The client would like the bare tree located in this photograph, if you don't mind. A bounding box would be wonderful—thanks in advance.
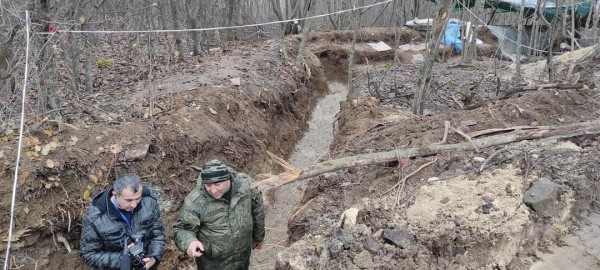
[170,0,183,59]
[411,0,454,115]
[514,0,526,82]
[185,0,204,56]
[347,6,361,101]
[35,0,61,118]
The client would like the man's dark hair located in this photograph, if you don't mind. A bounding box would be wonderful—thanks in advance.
[114,173,142,195]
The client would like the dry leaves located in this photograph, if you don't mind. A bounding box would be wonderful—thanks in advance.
[19,170,31,186]
[41,143,52,156]
[89,174,99,183]
[83,185,92,201]
[69,136,78,146]
[109,144,122,154]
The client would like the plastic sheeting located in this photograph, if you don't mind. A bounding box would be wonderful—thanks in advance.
[485,25,549,62]
[441,21,463,53]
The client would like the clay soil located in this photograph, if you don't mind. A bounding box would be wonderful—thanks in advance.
[0,27,599,270]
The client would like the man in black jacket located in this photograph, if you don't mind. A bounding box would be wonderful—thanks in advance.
[80,173,165,270]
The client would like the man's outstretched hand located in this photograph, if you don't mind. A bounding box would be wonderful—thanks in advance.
[187,241,205,257]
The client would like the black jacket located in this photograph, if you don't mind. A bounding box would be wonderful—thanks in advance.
[80,187,165,269]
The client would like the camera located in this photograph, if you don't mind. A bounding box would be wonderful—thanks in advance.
[120,233,146,270]
[128,235,145,266]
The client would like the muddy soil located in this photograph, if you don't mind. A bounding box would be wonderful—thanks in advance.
[1,27,599,270]
[0,36,329,269]
[277,34,600,269]
[251,82,348,269]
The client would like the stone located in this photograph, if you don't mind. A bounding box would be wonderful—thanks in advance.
[410,43,427,51]
[481,203,494,214]
[276,240,310,269]
[523,178,560,217]
[428,177,440,182]
[354,223,370,236]
[372,229,384,239]
[481,193,495,203]
[440,197,450,204]
[230,77,241,86]
[329,240,344,257]
[398,44,412,52]
[354,250,375,269]
[552,141,582,152]
[411,54,424,65]
[453,246,466,256]
[335,229,354,249]
[460,120,478,126]
[339,207,360,230]
[364,236,381,253]
[345,259,361,270]
[383,229,414,249]
[473,157,486,163]
[122,144,150,161]
[318,247,330,268]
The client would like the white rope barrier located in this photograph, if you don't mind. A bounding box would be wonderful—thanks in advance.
[3,10,30,270]
[45,0,393,35]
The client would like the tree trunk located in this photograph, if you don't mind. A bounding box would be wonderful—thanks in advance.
[253,119,600,191]
[411,0,453,115]
[539,3,561,83]
[594,0,600,42]
[295,5,312,65]
[169,0,183,60]
[186,0,201,55]
[37,0,61,118]
[346,8,360,101]
[514,0,526,82]
[83,23,94,92]
[464,0,485,65]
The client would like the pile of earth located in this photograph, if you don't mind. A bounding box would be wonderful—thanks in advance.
[0,36,328,269]
[276,44,600,268]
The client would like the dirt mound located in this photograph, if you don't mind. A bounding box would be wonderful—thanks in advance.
[505,46,599,86]
[0,38,328,269]
[308,27,423,44]
[276,52,600,269]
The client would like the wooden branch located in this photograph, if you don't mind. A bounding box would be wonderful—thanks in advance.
[267,151,297,172]
[439,121,450,144]
[383,158,438,195]
[252,119,600,192]
[468,125,544,138]
[449,126,479,152]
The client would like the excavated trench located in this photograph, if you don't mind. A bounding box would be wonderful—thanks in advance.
[251,81,348,269]
[4,30,600,270]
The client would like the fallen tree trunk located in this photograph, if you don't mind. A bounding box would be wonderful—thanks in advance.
[252,119,600,191]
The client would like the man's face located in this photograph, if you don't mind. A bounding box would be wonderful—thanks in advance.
[204,180,231,199]
[113,185,143,211]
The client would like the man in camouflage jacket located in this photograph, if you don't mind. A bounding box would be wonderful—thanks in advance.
[80,173,165,270]
[174,160,265,270]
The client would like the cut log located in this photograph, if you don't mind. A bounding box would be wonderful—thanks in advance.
[252,119,600,191]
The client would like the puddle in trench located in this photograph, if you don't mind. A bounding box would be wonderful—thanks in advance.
[250,82,348,269]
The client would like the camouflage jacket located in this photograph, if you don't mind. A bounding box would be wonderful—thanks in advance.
[174,172,265,270]
[80,187,165,270]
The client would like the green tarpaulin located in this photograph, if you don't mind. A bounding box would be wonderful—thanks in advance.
[448,0,592,21]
